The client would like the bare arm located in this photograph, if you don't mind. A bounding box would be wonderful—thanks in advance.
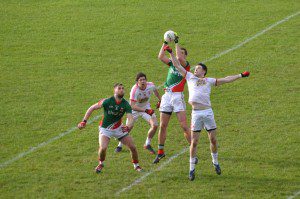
[78,102,102,129]
[82,103,102,121]
[216,74,242,86]
[130,100,146,112]
[153,88,161,101]
[175,43,187,67]
[216,71,250,86]
[158,43,170,65]
[169,50,187,77]
[126,113,134,129]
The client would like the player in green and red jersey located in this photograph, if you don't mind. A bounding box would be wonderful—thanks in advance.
[153,33,191,164]
[78,83,143,173]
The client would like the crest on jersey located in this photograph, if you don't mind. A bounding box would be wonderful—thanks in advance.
[196,78,206,86]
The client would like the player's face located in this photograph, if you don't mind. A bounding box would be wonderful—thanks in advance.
[137,77,147,89]
[114,85,125,98]
[194,65,205,77]
[180,49,187,59]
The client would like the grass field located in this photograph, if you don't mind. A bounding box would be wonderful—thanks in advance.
[0,0,299,198]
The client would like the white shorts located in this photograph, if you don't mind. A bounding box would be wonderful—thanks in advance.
[99,126,128,142]
[191,109,217,132]
[159,92,186,113]
[126,111,158,125]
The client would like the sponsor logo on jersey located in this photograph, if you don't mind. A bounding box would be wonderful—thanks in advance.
[170,68,182,77]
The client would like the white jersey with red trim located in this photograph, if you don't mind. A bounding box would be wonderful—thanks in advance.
[185,72,216,107]
[130,82,156,109]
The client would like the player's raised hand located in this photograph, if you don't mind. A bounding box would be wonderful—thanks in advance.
[241,71,250,77]
[145,109,155,116]
[121,125,131,133]
[163,45,172,53]
[174,32,179,43]
[156,100,161,109]
[78,120,87,130]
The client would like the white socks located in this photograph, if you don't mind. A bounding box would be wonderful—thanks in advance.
[118,142,123,147]
[211,152,218,165]
[145,137,151,146]
[190,157,197,171]
[133,163,139,169]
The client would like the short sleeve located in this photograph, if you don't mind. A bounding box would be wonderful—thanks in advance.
[206,78,217,86]
[129,85,138,102]
[167,60,172,66]
[147,82,156,91]
[185,71,193,81]
[125,101,132,113]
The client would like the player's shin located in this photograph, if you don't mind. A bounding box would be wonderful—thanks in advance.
[99,148,106,165]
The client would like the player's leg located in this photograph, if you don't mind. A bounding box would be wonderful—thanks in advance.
[153,112,171,163]
[120,135,143,171]
[142,113,158,154]
[176,111,191,144]
[96,133,110,173]
[189,110,202,181]
[207,129,221,175]
[204,109,220,175]
[153,93,172,163]
[173,93,191,144]
[189,130,200,181]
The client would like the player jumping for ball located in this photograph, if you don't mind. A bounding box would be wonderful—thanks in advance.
[114,72,161,154]
[78,83,143,173]
[163,45,250,181]
[153,33,192,164]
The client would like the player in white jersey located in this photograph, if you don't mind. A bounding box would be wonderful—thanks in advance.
[164,45,250,181]
[115,72,161,154]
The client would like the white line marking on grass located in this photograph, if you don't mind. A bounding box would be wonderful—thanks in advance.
[287,190,300,199]
[0,116,100,169]
[0,11,299,170]
[115,147,189,196]
[114,11,300,195]
[202,11,300,63]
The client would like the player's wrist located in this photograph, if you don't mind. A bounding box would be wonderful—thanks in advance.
[82,120,87,123]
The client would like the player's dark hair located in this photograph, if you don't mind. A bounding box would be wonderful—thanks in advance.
[181,47,188,56]
[114,83,123,88]
[135,72,147,82]
[198,63,207,76]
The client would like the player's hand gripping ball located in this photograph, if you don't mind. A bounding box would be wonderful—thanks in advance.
[164,30,176,43]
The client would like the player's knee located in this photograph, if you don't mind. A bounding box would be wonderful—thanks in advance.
[152,124,158,131]
[160,122,168,131]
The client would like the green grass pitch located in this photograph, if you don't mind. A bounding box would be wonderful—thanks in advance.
[0,0,299,198]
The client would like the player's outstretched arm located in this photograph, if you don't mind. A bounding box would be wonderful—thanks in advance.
[158,42,171,65]
[216,71,250,86]
[164,45,187,77]
[78,103,102,129]
[174,33,187,67]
